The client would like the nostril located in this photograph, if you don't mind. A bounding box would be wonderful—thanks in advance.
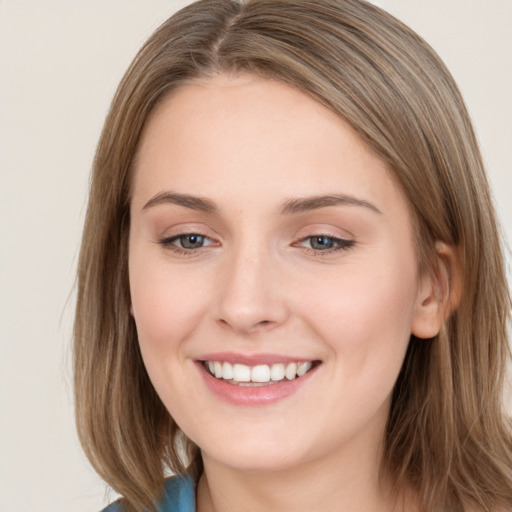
[253,319,276,330]
[216,316,277,334]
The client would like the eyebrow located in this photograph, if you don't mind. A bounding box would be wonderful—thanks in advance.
[142,192,218,213]
[279,194,381,215]
[142,191,381,215]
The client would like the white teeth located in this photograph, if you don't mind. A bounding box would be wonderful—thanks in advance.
[214,361,223,379]
[251,365,271,383]
[270,363,285,381]
[222,362,234,380]
[285,362,297,380]
[233,363,251,382]
[297,361,313,376]
[205,360,315,383]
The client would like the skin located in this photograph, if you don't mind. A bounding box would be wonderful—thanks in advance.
[128,73,446,512]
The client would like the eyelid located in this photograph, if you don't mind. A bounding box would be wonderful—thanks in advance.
[157,230,220,256]
[166,232,217,244]
[156,221,219,243]
[292,230,356,255]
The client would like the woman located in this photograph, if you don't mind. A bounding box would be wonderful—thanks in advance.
[74,0,512,511]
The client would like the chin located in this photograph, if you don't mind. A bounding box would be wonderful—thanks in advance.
[196,427,323,474]
[203,448,303,474]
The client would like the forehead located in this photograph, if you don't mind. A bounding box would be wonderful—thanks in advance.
[131,73,407,218]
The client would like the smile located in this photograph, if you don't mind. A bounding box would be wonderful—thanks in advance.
[197,356,321,405]
[204,360,316,385]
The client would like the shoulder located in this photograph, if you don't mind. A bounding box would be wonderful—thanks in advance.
[100,474,196,512]
[160,473,196,511]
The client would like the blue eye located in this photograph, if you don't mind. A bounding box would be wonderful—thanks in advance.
[309,236,335,250]
[177,234,206,249]
[159,233,216,253]
[299,235,354,253]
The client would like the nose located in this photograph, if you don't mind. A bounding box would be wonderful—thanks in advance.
[213,244,289,335]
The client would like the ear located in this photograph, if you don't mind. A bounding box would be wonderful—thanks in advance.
[411,241,461,339]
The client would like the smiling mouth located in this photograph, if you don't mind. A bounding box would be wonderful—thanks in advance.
[202,360,320,386]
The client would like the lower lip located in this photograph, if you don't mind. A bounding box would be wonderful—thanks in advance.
[197,362,319,406]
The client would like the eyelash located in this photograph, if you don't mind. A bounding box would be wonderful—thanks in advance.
[158,233,355,256]
[158,233,217,256]
[295,235,355,255]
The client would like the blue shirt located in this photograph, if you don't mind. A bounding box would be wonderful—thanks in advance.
[101,474,195,512]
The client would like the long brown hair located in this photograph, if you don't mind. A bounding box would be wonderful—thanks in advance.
[74,1,512,510]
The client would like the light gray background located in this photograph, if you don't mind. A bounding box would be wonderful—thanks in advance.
[0,1,510,511]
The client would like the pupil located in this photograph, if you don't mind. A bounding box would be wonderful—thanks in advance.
[311,236,333,250]
[181,235,204,248]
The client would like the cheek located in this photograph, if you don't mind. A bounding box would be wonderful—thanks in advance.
[128,251,212,412]
[301,254,419,374]
[128,249,211,355]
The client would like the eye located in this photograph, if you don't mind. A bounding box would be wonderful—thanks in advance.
[296,235,354,253]
[309,235,336,250]
[174,234,207,249]
[158,233,217,253]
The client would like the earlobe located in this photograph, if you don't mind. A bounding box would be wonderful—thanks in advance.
[411,242,461,339]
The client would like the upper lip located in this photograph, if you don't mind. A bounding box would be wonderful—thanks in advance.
[197,352,319,366]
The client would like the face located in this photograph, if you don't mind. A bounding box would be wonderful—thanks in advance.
[129,73,435,474]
